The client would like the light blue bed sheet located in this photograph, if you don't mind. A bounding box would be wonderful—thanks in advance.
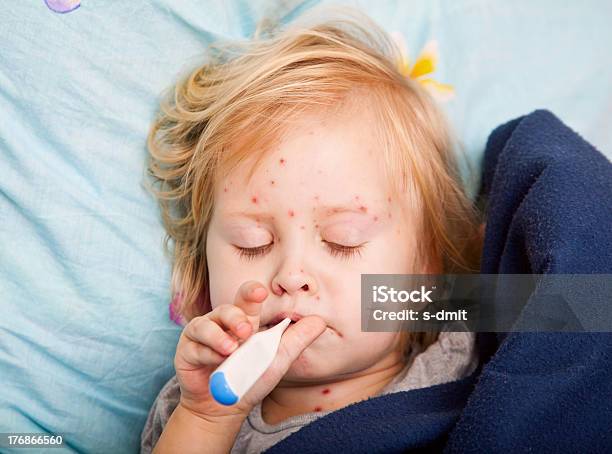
[0,1,610,452]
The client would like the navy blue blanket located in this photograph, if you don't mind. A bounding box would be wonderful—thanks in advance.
[265,110,612,453]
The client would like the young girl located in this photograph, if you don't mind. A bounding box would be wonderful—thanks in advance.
[141,6,482,453]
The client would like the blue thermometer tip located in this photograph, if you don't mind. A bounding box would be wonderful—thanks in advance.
[209,371,239,406]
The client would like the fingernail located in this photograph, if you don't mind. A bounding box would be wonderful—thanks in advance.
[236,322,250,333]
[222,338,237,352]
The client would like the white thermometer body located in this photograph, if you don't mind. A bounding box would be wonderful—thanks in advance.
[209,318,292,405]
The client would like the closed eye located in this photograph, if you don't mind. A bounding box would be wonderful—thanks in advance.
[234,243,273,261]
[322,240,365,260]
[234,240,366,261]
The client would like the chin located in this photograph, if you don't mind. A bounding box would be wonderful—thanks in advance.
[282,344,331,380]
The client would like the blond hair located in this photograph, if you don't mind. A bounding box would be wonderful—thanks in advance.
[145,5,482,360]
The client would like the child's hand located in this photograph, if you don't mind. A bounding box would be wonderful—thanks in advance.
[173,280,326,423]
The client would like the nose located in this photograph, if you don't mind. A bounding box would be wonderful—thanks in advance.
[271,267,318,297]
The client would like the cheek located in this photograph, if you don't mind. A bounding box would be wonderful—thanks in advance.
[206,241,248,309]
[350,332,399,356]
[328,274,362,321]
[207,269,234,310]
[371,233,418,274]
[207,238,273,309]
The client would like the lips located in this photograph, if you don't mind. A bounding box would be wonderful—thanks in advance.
[260,312,338,336]
[264,312,303,327]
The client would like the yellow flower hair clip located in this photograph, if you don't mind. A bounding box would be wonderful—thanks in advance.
[390,32,455,102]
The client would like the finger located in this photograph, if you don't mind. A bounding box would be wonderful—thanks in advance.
[232,280,268,335]
[183,315,240,356]
[237,316,327,410]
[177,336,227,368]
[207,302,254,340]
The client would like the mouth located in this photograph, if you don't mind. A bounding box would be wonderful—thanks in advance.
[260,312,338,337]
[262,312,303,329]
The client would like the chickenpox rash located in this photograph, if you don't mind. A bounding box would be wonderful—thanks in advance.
[373,216,379,222]
[288,210,295,217]
[387,196,392,203]
[314,406,323,412]
[314,195,319,201]
[359,205,368,213]
[388,212,392,219]
[300,225,305,230]
[223,187,228,192]
[315,295,320,300]
[251,196,258,204]
[322,388,330,394]
[270,180,275,186]
[279,158,286,165]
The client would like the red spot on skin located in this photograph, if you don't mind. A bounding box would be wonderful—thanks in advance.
[314,224,319,229]
[355,195,360,200]
[300,225,305,230]
[251,196,258,204]
[359,205,368,213]
[388,212,392,219]
[314,406,323,412]
[314,195,319,201]
[288,210,295,217]
[223,187,228,192]
[373,216,379,221]
[322,388,330,394]
[300,269,304,273]
[387,196,392,203]
[279,158,286,165]
[270,180,275,185]
[315,295,320,300]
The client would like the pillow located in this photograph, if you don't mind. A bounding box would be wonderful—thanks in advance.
[1,0,610,452]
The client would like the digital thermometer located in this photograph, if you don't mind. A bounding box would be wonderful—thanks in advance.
[209,318,292,405]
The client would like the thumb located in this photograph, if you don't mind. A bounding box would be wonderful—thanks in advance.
[270,315,327,375]
[239,315,327,410]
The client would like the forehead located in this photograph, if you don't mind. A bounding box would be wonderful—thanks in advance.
[218,107,391,201]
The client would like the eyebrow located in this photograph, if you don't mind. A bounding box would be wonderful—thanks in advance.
[223,204,372,220]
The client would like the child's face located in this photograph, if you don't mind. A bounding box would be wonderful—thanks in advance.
[206,107,421,381]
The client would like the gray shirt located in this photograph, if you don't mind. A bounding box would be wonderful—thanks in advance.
[140,331,478,454]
